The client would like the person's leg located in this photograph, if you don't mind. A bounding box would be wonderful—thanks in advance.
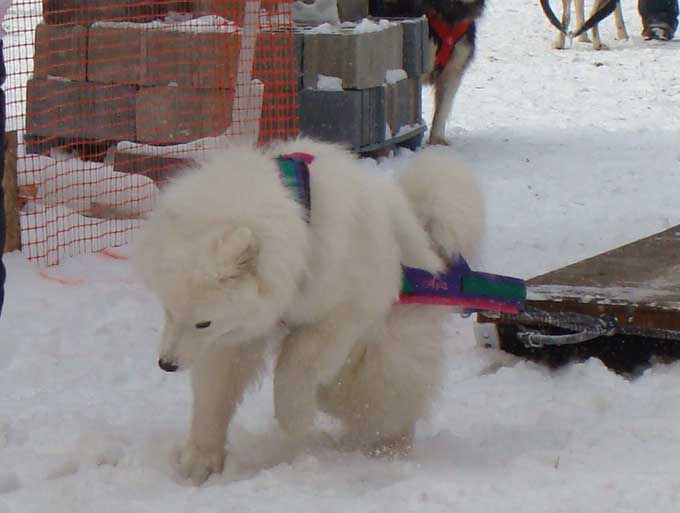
[639,0,679,39]
[0,39,6,317]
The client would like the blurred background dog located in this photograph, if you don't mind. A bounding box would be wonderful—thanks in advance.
[372,0,485,145]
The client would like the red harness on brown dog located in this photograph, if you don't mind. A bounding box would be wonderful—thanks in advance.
[427,13,471,69]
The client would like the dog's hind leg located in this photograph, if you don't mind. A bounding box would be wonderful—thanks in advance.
[428,41,473,146]
[614,2,629,40]
[317,306,446,456]
[274,304,369,441]
[553,0,572,48]
[179,339,266,484]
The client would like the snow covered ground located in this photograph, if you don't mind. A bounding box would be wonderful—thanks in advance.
[2,0,680,511]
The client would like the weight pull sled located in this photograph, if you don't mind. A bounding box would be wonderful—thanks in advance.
[476,226,680,374]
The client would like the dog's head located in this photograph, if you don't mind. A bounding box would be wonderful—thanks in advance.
[138,224,280,371]
[132,147,310,372]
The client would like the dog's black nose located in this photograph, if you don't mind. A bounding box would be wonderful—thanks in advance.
[158,359,179,372]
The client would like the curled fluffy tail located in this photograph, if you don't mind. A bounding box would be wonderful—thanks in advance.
[397,146,485,265]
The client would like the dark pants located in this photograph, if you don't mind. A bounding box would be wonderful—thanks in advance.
[0,40,5,316]
[639,0,679,30]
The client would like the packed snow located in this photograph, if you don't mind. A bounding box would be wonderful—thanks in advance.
[2,0,680,512]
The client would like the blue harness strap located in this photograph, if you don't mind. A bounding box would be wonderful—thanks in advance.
[276,153,313,222]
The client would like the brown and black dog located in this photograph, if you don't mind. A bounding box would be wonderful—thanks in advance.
[372,0,485,145]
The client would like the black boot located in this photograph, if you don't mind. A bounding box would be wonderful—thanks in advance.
[639,0,679,39]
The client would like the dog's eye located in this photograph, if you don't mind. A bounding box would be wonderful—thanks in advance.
[195,321,212,329]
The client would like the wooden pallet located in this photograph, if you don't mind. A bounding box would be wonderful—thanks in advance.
[477,226,680,374]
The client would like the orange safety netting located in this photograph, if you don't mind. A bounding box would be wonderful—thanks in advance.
[5,0,298,265]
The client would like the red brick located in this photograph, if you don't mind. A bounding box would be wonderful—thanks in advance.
[136,86,233,144]
[26,78,137,141]
[33,23,88,81]
[87,26,142,84]
[144,30,240,89]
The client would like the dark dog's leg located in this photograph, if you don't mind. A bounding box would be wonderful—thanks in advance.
[553,0,572,48]
[428,40,474,146]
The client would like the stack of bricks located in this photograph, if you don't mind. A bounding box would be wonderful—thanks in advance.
[26,0,431,175]
[26,0,297,166]
[297,14,432,151]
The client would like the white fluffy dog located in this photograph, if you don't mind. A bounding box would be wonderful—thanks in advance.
[133,138,484,484]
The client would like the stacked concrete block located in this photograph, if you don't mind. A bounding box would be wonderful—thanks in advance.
[302,22,402,89]
[299,87,385,149]
[297,17,428,150]
[398,16,432,77]
[385,77,421,135]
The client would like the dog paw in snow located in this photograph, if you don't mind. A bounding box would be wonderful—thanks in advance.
[178,442,225,485]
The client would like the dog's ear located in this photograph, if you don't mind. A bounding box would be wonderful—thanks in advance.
[215,227,258,283]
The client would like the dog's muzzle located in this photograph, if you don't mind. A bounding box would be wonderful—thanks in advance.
[158,358,179,372]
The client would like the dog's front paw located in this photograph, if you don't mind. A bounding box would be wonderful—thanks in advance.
[178,442,225,485]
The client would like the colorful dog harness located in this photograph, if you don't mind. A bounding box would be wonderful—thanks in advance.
[277,153,314,222]
[276,153,526,314]
[401,258,525,314]
[427,13,472,69]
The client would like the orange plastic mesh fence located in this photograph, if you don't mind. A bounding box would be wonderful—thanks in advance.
[5,0,298,266]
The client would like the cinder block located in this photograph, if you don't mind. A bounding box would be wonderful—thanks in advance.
[88,26,240,89]
[136,86,233,144]
[337,0,369,21]
[42,0,192,25]
[303,22,403,90]
[33,23,88,81]
[298,87,385,149]
[26,78,136,141]
[398,16,432,77]
[385,77,421,134]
